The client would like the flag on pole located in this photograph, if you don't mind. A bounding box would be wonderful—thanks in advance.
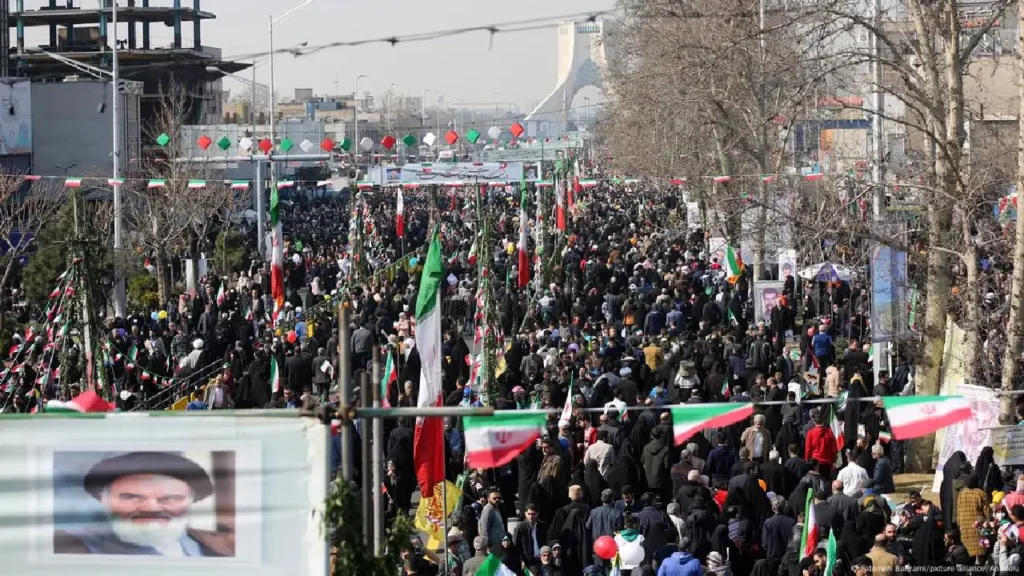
[468,239,478,267]
[381,351,397,409]
[464,411,547,469]
[725,245,744,283]
[800,488,818,558]
[216,282,226,307]
[555,179,566,232]
[882,396,972,440]
[65,178,83,188]
[829,400,847,468]
[270,182,285,321]
[670,403,754,446]
[517,174,530,288]
[558,374,575,426]
[396,187,405,238]
[413,232,446,497]
[270,356,281,394]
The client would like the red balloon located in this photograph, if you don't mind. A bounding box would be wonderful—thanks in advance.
[593,535,618,560]
[287,330,297,343]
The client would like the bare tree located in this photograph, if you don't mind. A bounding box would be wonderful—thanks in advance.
[0,175,66,333]
[124,81,245,304]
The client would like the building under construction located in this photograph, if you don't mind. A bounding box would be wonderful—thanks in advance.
[3,0,248,125]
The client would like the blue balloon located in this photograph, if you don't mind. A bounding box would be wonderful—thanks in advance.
[409,257,419,267]
[151,312,159,320]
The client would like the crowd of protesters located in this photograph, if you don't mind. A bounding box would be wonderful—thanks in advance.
[5,173,1024,576]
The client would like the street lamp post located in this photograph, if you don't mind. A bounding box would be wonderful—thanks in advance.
[353,73,367,163]
[111,0,125,317]
[268,0,316,178]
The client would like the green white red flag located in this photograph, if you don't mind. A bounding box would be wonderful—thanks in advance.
[517,173,530,288]
[670,403,754,445]
[800,487,818,557]
[882,395,972,440]
[413,232,445,496]
[45,390,114,413]
[725,245,743,283]
[558,373,574,427]
[381,351,396,408]
[464,411,547,470]
[270,356,281,394]
[270,182,285,321]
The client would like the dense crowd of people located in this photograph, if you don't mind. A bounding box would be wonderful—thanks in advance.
[4,172,1022,576]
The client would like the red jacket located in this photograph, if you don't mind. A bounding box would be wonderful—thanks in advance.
[805,424,838,466]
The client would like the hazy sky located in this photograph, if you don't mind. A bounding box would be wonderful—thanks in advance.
[21,0,613,114]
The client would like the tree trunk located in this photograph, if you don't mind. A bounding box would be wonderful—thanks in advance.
[1001,0,1024,419]
[155,252,171,306]
[961,222,980,380]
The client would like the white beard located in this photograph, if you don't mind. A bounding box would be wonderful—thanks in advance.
[109,514,189,551]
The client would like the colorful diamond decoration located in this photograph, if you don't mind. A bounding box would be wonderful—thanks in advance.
[465,128,480,144]
[487,126,502,140]
[197,135,212,150]
[359,137,374,151]
[238,137,253,151]
[279,137,294,152]
[445,130,458,145]
[423,132,437,147]
[335,137,349,152]
[258,139,273,153]
[300,138,315,153]
[381,135,397,150]
[216,135,231,151]
[156,132,171,147]
[402,134,417,148]
[509,122,525,138]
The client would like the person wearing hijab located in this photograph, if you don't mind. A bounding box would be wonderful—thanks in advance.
[955,474,989,561]
[907,500,944,567]
[499,533,524,575]
[838,519,868,565]
[975,446,1004,497]
[940,451,969,530]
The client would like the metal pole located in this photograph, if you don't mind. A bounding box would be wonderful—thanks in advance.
[442,469,450,568]
[255,160,266,259]
[870,0,885,388]
[338,303,352,480]
[111,0,125,318]
[269,15,276,180]
[354,75,360,165]
[251,57,257,125]
[371,347,384,554]
[360,370,372,549]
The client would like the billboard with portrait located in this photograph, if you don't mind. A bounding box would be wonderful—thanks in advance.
[754,281,785,325]
[778,249,797,281]
[931,383,999,492]
[0,415,329,576]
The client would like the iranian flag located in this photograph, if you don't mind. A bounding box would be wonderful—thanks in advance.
[277,180,294,189]
[230,180,250,190]
[45,390,114,413]
[270,182,285,319]
[558,373,575,426]
[464,411,547,469]
[381,350,396,409]
[725,245,744,283]
[216,282,226,307]
[148,179,166,189]
[800,486,818,558]
[476,553,516,576]
[829,401,846,467]
[187,179,206,189]
[270,356,281,393]
[670,403,754,446]
[65,177,83,188]
[413,232,446,497]
[468,239,478,267]
[882,395,972,440]
[517,175,530,288]
[396,187,405,238]
[555,179,566,232]
[824,528,837,576]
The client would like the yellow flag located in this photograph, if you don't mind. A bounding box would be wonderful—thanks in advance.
[414,480,462,549]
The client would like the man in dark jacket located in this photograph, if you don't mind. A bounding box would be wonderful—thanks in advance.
[641,428,672,503]
[585,489,622,542]
[285,343,314,394]
[827,479,860,525]
[513,504,547,567]
[705,431,737,484]
[763,495,796,560]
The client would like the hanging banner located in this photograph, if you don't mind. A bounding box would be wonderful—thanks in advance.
[753,281,785,325]
[871,246,912,343]
[707,237,728,269]
[0,415,329,576]
[391,162,524,186]
[413,480,463,550]
[990,425,1024,466]
[778,249,797,281]
[931,383,998,492]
